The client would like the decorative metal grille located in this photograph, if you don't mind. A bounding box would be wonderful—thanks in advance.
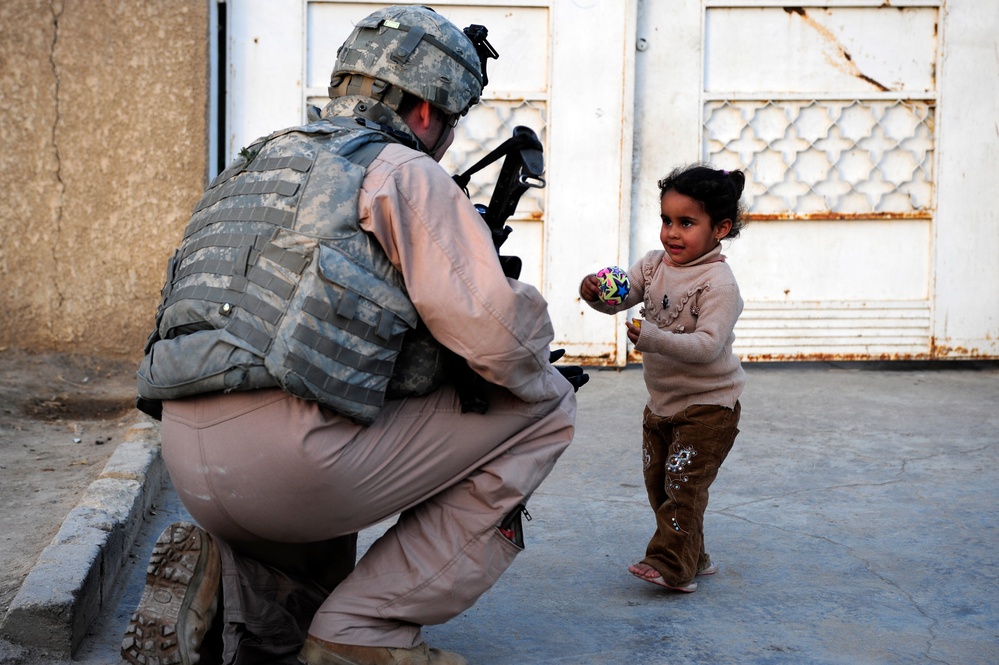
[703,99,934,218]
[442,99,547,218]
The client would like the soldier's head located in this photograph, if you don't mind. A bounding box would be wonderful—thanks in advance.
[329,5,496,159]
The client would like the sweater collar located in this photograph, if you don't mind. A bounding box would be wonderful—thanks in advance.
[662,242,726,268]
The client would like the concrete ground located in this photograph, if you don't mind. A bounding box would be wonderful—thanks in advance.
[2,362,998,664]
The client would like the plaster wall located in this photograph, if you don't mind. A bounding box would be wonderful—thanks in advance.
[0,0,209,360]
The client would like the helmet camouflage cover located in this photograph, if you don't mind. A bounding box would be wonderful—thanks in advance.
[330,5,485,116]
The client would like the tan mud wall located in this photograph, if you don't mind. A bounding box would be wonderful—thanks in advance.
[0,0,209,360]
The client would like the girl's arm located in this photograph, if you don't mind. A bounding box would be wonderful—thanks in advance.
[633,283,741,363]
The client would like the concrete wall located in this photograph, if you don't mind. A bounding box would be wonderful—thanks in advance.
[0,0,209,360]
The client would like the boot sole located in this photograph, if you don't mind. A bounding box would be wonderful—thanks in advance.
[121,521,221,665]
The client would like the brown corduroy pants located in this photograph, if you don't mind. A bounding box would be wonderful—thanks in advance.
[639,402,740,587]
[160,376,575,659]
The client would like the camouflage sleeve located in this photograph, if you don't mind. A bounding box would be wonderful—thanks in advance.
[359,143,563,403]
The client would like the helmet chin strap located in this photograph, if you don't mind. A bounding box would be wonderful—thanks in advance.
[345,100,425,152]
[348,98,449,157]
[354,115,427,152]
[424,113,452,157]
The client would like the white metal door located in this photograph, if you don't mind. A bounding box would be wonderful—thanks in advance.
[224,0,637,364]
[631,0,958,362]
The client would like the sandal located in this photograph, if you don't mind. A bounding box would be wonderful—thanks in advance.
[628,563,698,593]
[697,561,718,576]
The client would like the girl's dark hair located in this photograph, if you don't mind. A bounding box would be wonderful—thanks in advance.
[657,164,747,239]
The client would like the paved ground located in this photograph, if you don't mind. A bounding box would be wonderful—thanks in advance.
[2,361,998,664]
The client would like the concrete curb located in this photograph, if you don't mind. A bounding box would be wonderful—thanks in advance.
[0,423,164,657]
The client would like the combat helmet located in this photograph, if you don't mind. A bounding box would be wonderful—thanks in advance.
[329,5,496,118]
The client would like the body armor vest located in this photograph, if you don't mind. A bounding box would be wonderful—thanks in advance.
[137,118,447,424]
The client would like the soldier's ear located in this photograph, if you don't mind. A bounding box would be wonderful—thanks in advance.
[413,100,435,131]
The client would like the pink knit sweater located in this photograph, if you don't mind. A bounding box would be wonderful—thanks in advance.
[587,244,745,416]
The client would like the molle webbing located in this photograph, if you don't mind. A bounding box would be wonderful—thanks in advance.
[181,149,315,239]
[193,179,301,215]
[246,155,315,173]
[209,154,314,192]
[285,350,385,407]
[172,232,312,280]
[301,294,404,348]
[184,205,297,237]
[163,236,310,336]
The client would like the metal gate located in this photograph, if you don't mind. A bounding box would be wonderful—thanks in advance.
[629,0,999,363]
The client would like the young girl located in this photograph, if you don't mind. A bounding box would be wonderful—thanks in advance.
[580,164,746,593]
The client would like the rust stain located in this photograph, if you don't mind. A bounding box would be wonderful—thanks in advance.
[610,349,946,365]
[854,70,890,92]
[930,337,987,359]
[609,342,992,366]
[786,6,891,92]
[561,353,615,367]
[741,348,984,362]
[741,344,989,362]
[745,211,933,221]
[576,335,993,367]
[741,352,932,362]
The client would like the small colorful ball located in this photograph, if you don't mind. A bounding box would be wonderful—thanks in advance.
[596,266,630,305]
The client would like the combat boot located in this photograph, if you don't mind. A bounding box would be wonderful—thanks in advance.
[121,521,222,665]
[298,635,467,665]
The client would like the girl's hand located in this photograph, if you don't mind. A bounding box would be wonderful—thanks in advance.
[626,319,641,344]
[579,274,601,302]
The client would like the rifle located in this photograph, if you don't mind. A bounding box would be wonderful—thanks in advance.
[452,126,546,282]
[449,126,575,413]
[377,120,550,406]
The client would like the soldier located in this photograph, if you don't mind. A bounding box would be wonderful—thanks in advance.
[121,5,585,665]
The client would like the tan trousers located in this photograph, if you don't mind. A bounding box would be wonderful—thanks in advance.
[160,373,576,653]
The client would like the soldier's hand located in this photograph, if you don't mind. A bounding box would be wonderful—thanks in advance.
[550,349,589,392]
[556,365,589,392]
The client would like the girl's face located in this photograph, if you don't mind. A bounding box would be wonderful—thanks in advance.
[659,190,732,265]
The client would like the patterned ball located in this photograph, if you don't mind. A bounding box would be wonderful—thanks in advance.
[596,266,630,305]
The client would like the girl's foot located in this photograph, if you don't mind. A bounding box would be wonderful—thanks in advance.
[628,562,697,593]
